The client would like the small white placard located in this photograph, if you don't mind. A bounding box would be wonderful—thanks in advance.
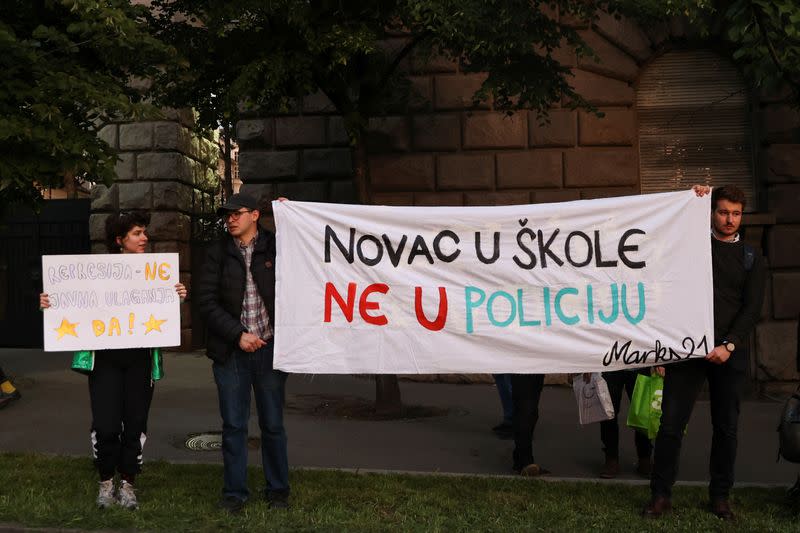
[42,253,181,351]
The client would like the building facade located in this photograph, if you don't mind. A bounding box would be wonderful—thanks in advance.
[233,12,798,391]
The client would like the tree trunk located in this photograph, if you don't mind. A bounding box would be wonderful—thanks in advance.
[375,375,402,417]
[352,136,371,205]
[221,122,234,200]
[63,171,77,199]
[352,136,403,417]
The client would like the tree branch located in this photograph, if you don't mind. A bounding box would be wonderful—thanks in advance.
[360,30,432,112]
[376,30,431,94]
[752,4,800,94]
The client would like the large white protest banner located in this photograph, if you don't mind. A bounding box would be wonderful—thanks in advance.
[272,191,714,374]
[42,253,181,351]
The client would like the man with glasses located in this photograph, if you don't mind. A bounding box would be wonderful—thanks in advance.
[196,193,289,513]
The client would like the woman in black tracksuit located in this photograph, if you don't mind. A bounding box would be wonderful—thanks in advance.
[40,211,186,510]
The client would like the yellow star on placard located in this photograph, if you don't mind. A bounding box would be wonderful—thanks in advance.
[142,314,167,334]
[55,318,79,339]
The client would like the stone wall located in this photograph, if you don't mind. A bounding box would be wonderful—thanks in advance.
[756,93,800,393]
[89,110,219,349]
[235,11,799,388]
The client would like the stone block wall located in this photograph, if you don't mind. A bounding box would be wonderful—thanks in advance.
[755,94,800,392]
[90,111,219,349]
[234,115,356,209]
[235,10,799,387]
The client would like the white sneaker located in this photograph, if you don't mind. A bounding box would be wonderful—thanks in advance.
[117,480,138,510]
[96,479,116,509]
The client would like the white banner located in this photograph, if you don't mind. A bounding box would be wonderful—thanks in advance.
[273,191,713,374]
[42,253,181,351]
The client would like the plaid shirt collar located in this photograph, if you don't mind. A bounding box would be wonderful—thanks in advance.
[236,230,260,252]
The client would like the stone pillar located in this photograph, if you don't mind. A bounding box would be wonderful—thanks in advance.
[89,110,219,350]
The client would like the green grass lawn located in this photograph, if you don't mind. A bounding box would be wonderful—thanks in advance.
[0,453,797,532]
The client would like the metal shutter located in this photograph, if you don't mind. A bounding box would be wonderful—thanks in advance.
[637,49,755,210]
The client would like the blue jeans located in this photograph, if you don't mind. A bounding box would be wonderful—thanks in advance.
[212,340,289,501]
[492,374,514,424]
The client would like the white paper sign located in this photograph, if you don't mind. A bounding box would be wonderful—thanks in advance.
[42,253,181,351]
[272,191,714,374]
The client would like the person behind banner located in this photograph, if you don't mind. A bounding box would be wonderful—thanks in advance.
[643,185,766,521]
[39,211,187,510]
[196,193,289,514]
[583,368,659,479]
[511,374,548,476]
[491,374,514,439]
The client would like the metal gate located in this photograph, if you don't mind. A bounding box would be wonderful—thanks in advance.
[0,199,90,348]
[190,207,225,349]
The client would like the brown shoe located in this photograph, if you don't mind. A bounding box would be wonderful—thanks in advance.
[519,463,551,477]
[520,463,541,477]
[642,495,672,518]
[599,457,619,479]
[710,499,735,521]
[636,457,652,478]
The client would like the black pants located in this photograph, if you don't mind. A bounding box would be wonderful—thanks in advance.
[650,358,745,500]
[600,370,652,460]
[88,349,154,481]
[511,374,545,471]
[0,365,7,382]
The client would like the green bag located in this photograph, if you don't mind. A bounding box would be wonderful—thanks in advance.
[70,350,95,374]
[70,349,164,382]
[626,373,664,440]
[151,348,164,381]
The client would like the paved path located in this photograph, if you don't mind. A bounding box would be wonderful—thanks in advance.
[1,348,797,486]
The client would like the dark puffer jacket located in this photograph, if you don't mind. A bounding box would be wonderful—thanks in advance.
[196,230,276,363]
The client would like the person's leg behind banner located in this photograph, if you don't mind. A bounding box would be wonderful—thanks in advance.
[599,370,627,478]
[627,369,654,477]
[491,373,514,439]
[511,373,545,476]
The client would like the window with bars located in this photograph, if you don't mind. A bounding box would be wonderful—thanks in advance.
[637,49,756,210]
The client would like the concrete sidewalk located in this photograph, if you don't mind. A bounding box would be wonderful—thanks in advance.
[0,348,797,486]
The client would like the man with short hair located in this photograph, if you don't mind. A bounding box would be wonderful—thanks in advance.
[643,185,766,521]
[196,193,289,513]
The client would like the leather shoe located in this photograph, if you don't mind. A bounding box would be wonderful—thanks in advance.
[266,490,290,510]
[636,457,652,478]
[641,495,672,518]
[599,457,619,479]
[710,499,735,521]
[519,463,551,477]
[491,421,514,440]
[218,495,245,514]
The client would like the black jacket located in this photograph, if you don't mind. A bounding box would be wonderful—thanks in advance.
[711,237,766,371]
[196,230,276,363]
